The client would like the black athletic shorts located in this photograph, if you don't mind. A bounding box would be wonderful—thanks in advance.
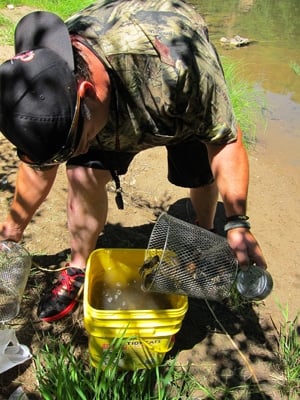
[67,138,214,188]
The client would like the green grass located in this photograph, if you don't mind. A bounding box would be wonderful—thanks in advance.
[0,1,93,45]
[0,14,14,46]
[0,1,93,19]
[222,57,267,147]
[35,336,198,400]
[34,306,300,399]
[34,336,252,399]
[272,305,300,399]
[290,61,300,76]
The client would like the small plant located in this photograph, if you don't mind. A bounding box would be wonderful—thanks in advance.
[272,305,300,399]
[289,61,300,76]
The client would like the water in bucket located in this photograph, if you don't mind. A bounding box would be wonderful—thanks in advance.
[91,276,172,310]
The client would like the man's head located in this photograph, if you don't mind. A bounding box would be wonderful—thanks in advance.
[0,11,82,167]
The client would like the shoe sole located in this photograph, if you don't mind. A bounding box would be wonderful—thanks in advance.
[40,299,77,323]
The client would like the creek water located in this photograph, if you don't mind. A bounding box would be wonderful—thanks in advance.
[195,0,300,175]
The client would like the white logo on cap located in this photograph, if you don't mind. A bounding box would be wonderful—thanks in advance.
[12,50,35,63]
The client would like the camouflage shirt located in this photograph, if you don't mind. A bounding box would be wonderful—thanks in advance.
[66,0,237,152]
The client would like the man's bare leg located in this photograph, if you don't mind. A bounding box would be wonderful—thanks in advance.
[66,166,112,269]
[189,181,218,230]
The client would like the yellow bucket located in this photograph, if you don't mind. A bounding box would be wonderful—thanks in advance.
[84,248,188,370]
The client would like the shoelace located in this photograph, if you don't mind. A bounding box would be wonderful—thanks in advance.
[51,269,81,297]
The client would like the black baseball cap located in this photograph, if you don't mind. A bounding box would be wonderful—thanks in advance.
[0,11,81,165]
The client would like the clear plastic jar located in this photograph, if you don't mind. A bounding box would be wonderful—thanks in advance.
[236,265,273,300]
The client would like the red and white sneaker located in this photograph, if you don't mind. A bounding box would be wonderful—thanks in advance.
[37,265,85,322]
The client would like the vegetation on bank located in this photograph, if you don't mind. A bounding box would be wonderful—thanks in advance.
[0,0,92,19]
[35,310,300,399]
[290,61,300,76]
[222,57,266,147]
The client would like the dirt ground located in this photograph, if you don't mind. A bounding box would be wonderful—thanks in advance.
[0,5,299,400]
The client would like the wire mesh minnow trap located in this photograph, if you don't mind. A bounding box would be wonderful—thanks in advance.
[140,213,238,301]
